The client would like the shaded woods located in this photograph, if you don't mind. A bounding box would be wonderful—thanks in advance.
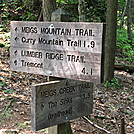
[0,0,134,133]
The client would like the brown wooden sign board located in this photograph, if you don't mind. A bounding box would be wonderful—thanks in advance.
[10,21,105,83]
[31,80,93,131]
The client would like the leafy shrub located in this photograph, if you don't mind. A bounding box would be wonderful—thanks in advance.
[103,77,120,89]
[0,1,38,21]
[116,27,134,63]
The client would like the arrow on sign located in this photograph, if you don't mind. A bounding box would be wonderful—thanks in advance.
[14,50,18,56]
[15,27,18,32]
[15,37,18,42]
[14,60,17,65]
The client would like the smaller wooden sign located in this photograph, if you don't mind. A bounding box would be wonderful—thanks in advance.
[31,80,93,131]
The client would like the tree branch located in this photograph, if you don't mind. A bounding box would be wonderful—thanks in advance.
[82,116,112,134]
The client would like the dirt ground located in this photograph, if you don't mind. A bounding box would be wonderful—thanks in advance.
[0,47,134,134]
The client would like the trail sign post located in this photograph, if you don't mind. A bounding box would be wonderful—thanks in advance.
[10,12,105,132]
[9,6,117,133]
[31,80,93,131]
[10,21,105,83]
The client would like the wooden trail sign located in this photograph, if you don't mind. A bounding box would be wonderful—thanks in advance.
[31,79,93,131]
[10,21,105,83]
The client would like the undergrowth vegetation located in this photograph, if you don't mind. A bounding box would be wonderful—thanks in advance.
[0,1,38,22]
[0,1,133,133]
[116,27,134,64]
[103,77,121,89]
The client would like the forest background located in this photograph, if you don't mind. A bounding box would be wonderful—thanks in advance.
[0,0,134,134]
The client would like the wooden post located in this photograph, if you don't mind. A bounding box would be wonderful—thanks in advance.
[103,0,118,81]
[43,0,56,21]
[48,8,72,134]
[48,126,58,134]
[120,118,126,134]
[51,8,70,22]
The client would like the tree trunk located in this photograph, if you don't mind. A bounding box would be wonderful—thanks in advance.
[42,0,56,21]
[127,0,133,46]
[120,0,128,28]
[103,0,118,81]
[78,0,86,22]
[132,0,134,24]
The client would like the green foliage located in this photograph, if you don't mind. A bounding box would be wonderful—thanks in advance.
[0,98,15,120]
[118,0,126,7]
[3,88,14,94]
[116,0,134,64]
[116,27,134,62]
[1,108,11,119]
[85,0,106,22]
[0,81,6,86]
[109,105,117,110]
[0,83,15,120]
[103,77,120,89]
[57,0,106,22]
[1,81,14,95]
[17,121,31,130]
[117,28,130,46]
[0,25,4,28]
[1,11,10,18]
[0,1,37,21]
[57,0,78,4]
[0,23,8,32]
[19,11,37,21]
[0,81,14,94]
[0,0,7,3]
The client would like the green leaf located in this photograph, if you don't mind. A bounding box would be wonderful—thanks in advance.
[109,105,117,110]
[0,25,4,28]
[126,111,134,116]
[131,97,134,100]
[0,82,6,86]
